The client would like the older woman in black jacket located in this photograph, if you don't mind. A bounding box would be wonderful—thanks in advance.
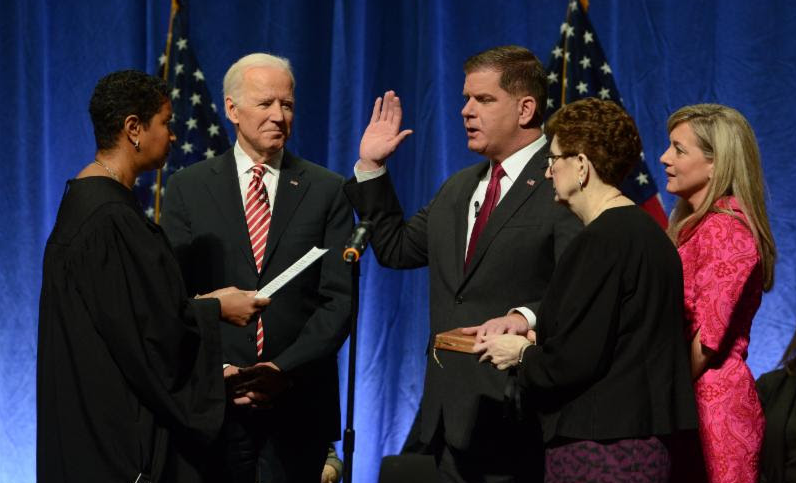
[474,98,697,482]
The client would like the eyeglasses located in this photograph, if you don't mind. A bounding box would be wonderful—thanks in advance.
[546,152,576,170]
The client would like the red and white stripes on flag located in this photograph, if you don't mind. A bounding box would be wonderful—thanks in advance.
[245,164,271,357]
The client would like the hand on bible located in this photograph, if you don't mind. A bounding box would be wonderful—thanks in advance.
[358,90,413,170]
[215,288,270,327]
[474,334,532,371]
[461,312,529,342]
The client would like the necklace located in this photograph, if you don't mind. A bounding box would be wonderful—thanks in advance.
[589,192,624,223]
[94,159,120,182]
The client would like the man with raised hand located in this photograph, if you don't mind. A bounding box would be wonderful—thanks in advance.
[344,46,581,482]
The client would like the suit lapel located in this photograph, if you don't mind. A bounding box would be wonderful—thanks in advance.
[260,151,309,277]
[461,145,549,286]
[205,150,258,274]
[453,161,488,286]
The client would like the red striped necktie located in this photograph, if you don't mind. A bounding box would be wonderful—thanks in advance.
[245,164,271,358]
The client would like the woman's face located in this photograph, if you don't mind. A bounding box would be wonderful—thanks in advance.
[545,136,579,203]
[139,100,176,169]
[659,121,713,208]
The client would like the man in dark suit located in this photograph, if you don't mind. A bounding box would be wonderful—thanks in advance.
[161,53,353,483]
[344,46,581,482]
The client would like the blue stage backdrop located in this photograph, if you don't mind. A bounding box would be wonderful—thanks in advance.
[2,1,795,481]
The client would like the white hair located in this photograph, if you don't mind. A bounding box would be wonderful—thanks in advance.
[223,52,295,103]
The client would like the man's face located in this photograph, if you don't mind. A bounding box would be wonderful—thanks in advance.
[226,66,294,159]
[461,69,523,162]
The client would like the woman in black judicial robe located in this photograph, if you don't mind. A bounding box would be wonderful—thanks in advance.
[37,70,268,483]
[474,99,697,482]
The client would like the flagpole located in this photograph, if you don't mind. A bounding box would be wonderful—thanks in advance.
[154,0,180,224]
[559,4,573,107]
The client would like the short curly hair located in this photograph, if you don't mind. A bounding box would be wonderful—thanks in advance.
[89,70,169,150]
[545,98,641,187]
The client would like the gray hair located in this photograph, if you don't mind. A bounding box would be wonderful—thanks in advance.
[223,52,295,103]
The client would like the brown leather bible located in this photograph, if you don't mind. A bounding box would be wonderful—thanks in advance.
[433,328,477,354]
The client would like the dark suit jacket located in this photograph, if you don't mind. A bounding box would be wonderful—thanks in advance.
[160,148,353,440]
[757,368,796,483]
[344,145,581,450]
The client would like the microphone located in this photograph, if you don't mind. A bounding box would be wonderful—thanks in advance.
[343,221,374,263]
[474,200,480,218]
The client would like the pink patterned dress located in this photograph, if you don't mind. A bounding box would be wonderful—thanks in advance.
[678,196,765,483]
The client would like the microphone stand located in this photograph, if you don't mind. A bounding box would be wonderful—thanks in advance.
[342,256,360,483]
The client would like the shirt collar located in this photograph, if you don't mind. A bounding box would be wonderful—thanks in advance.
[234,141,283,178]
[494,134,547,182]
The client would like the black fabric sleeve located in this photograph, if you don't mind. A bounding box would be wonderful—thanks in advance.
[519,230,622,391]
[75,205,225,441]
[756,370,784,409]
[343,172,433,269]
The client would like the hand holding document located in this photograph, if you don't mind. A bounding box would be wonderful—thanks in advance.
[255,247,329,299]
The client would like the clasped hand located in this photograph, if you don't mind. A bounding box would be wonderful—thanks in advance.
[473,334,534,370]
[224,362,289,408]
[465,314,536,370]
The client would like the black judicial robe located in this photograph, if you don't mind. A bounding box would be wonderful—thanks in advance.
[37,177,225,482]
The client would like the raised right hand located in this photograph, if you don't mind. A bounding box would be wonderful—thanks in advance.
[358,90,413,170]
[214,288,270,327]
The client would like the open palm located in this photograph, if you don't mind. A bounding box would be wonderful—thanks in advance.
[359,90,413,166]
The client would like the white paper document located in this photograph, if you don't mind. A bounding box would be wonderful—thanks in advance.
[255,247,329,299]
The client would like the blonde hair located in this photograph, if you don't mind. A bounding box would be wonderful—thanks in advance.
[223,52,294,103]
[666,104,776,291]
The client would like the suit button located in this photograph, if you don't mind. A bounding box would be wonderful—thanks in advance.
[455,296,463,304]
[247,335,256,342]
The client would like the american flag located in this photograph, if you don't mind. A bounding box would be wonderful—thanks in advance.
[545,0,668,228]
[134,0,230,222]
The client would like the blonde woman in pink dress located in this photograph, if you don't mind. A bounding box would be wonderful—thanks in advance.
[660,104,777,483]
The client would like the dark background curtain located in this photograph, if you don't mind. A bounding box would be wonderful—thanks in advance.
[2,1,794,481]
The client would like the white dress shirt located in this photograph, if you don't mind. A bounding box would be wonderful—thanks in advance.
[234,141,283,209]
[464,135,547,245]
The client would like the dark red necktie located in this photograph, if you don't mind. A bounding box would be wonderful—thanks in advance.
[465,163,506,268]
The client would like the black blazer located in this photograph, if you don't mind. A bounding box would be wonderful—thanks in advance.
[519,206,697,444]
[757,368,796,483]
[161,149,353,439]
[344,145,581,449]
